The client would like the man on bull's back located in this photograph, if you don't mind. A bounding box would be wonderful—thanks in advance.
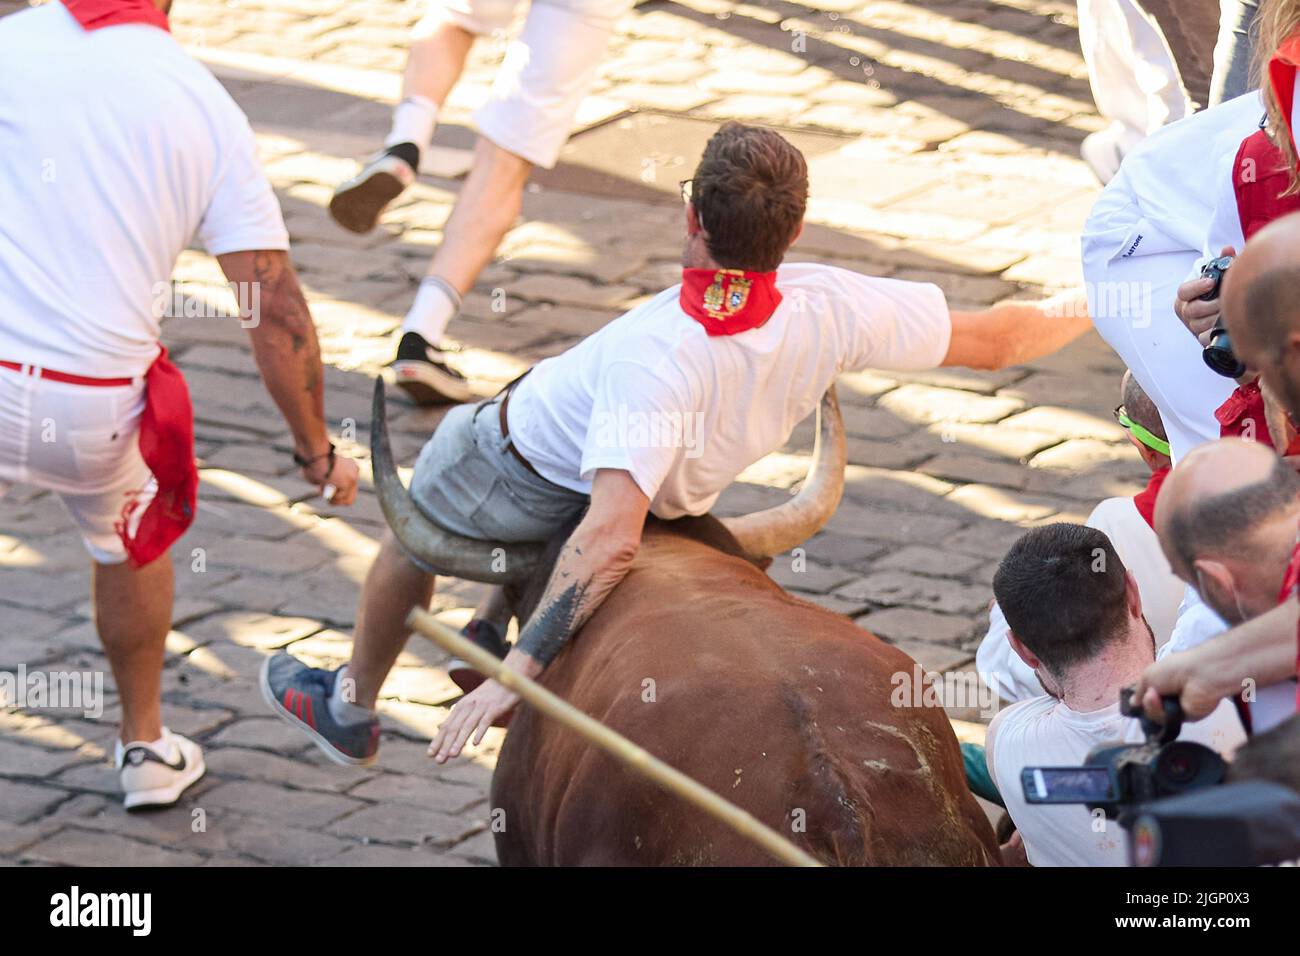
[264,122,1092,764]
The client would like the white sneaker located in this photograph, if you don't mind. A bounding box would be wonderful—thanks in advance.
[115,729,206,811]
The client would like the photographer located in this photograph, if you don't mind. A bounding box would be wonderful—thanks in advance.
[1137,219,1300,724]
[986,524,1244,866]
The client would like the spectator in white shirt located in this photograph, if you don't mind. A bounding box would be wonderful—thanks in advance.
[986,523,1244,866]
[978,371,1183,702]
[0,0,359,808]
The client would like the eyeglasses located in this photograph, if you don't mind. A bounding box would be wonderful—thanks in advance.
[679,178,694,204]
[1114,404,1171,457]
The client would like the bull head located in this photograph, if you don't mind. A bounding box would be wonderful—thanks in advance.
[370,377,846,578]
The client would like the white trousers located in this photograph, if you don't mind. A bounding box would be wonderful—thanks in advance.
[1078,0,1192,151]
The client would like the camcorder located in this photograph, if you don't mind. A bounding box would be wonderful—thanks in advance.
[1199,255,1248,379]
[1020,689,1300,865]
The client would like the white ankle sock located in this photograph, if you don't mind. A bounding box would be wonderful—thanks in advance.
[328,669,374,726]
[386,95,439,153]
[401,276,462,345]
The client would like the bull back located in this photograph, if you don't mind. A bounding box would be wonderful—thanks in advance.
[491,526,999,866]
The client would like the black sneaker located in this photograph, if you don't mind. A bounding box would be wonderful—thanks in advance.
[390,330,477,405]
[329,142,419,234]
[260,654,380,767]
[447,619,510,696]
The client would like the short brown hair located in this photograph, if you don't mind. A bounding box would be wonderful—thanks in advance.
[690,122,808,273]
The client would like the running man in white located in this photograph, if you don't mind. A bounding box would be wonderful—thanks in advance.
[266,123,1094,768]
[0,0,359,808]
[329,0,636,405]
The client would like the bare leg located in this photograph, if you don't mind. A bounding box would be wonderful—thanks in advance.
[403,13,476,107]
[428,137,533,296]
[346,532,435,709]
[93,551,173,744]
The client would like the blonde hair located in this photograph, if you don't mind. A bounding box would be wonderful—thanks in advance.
[1257,0,1300,192]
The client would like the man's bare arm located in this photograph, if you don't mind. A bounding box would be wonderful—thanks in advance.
[944,290,1091,371]
[513,469,650,671]
[215,250,358,503]
[428,469,649,762]
[1134,600,1299,721]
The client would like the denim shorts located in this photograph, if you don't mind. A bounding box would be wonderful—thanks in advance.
[408,398,588,545]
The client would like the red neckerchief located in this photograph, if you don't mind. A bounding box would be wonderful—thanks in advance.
[61,0,170,32]
[1215,381,1276,447]
[115,347,197,567]
[1212,380,1300,453]
[1269,32,1300,172]
[1132,465,1169,531]
[679,268,782,336]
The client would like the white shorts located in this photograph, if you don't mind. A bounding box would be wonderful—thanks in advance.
[0,366,154,564]
[425,0,634,168]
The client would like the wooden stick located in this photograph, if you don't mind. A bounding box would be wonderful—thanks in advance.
[408,608,824,868]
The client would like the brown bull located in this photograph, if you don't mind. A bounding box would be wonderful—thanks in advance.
[372,380,999,866]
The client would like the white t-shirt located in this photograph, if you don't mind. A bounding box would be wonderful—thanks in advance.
[977,494,1185,702]
[507,263,952,519]
[0,4,288,378]
[1162,585,1300,733]
[988,693,1246,867]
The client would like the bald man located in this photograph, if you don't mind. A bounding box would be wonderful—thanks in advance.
[1139,437,1300,729]
[1222,211,1300,433]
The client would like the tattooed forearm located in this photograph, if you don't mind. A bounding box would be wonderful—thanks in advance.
[217,249,327,452]
[517,577,590,665]
[515,527,638,667]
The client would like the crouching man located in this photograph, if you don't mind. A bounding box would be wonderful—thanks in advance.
[263,121,1093,766]
[986,524,1244,866]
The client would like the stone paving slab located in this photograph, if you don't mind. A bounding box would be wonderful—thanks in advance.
[0,0,1131,865]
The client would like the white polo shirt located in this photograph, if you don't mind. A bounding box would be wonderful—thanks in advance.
[507,263,952,519]
[0,3,288,378]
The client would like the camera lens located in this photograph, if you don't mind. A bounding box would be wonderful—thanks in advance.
[1202,328,1247,379]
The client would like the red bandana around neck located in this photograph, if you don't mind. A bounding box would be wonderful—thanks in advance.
[1268,32,1300,171]
[61,0,170,33]
[679,268,782,336]
[1132,465,1169,531]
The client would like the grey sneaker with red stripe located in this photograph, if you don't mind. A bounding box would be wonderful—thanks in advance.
[259,654,380,766]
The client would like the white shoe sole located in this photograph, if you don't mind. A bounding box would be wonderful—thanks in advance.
[258,656,378,768]
[391,359,478,405]
[122,750,206,811]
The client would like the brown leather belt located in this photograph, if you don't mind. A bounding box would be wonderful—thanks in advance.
[497,387,545,480]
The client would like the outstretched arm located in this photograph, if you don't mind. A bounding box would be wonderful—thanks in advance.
[216,249,358,504]
[943,289,1092,371]
[429,469,650,761]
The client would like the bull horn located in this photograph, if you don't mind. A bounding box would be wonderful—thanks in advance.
[720,385,846,558]
[370,377,544,584]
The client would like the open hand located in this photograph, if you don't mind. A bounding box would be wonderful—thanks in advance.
[429,679,520,763]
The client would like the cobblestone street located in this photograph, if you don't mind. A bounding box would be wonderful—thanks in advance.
[0,0,1132,865]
